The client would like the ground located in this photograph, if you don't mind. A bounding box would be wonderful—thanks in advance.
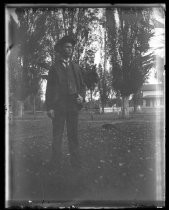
[7,111,165,208]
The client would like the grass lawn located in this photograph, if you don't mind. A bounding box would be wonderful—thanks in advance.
[7,112,165,208]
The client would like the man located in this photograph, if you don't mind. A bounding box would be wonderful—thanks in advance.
[44,35,85,171]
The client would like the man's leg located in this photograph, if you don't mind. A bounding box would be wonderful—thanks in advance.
[51,110,65,169]
[66,110,81,168]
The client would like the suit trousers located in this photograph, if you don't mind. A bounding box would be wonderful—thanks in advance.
[51,105,80,168]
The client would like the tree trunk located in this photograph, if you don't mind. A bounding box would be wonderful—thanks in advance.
[90,112,94,121]
[89,90,94,120]
[33,95,36,119]
[90,90,93,101]
[62,9,68,36]
[17,100,24,118]
[101,25,107,115]
[133,93,138,113]
[101,105,104,113]
[122,96,129,118]
[134,104,137,113]
[101,99,105,113]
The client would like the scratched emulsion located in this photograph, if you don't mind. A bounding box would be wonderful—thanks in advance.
[155,107,165,203]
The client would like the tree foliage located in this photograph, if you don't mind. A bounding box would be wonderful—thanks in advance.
[8,7,157,116]
[8,8,100,103]
[106,7,155,97]
[8,9,47,101]
[83,64,98,94]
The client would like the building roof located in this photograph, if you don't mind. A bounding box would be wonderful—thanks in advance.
[141,83,163,91]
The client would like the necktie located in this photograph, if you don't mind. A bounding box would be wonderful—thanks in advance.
[63,60,69,68]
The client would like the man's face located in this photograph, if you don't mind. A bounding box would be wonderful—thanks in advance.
[61,42,73,58]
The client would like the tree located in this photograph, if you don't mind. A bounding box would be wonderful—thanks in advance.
[7,15,26,117]
[8,8,48,116]
[80,44,98,102]
[106,7,154,117]
[150,7,165,85]
[83,64,98,101]
[9,7,101,116]
[97,64,112,113]
[31,8,100,102]
[72,8,100,65]
[51,8,100,65]
[132,91,142,113]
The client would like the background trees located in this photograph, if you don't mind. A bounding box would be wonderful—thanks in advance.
[7,6,161,117]
[83,64,98,102]
[7,8,100,116]
[97,64,112,113]
[106,7,155,117]
[8,8,47,116]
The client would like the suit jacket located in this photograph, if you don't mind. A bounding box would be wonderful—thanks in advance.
[45,58,85,111]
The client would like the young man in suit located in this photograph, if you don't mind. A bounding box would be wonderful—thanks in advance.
[45,35,85,171]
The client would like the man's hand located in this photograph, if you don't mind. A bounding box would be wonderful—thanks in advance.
[47,109,55,118]
[77,94,83,104]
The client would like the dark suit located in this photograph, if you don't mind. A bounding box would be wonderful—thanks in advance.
[45,58,84,168]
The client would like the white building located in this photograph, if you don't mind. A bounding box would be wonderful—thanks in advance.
[141,83,164,109]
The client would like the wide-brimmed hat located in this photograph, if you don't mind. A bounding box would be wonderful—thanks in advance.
[54,35,76,52]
